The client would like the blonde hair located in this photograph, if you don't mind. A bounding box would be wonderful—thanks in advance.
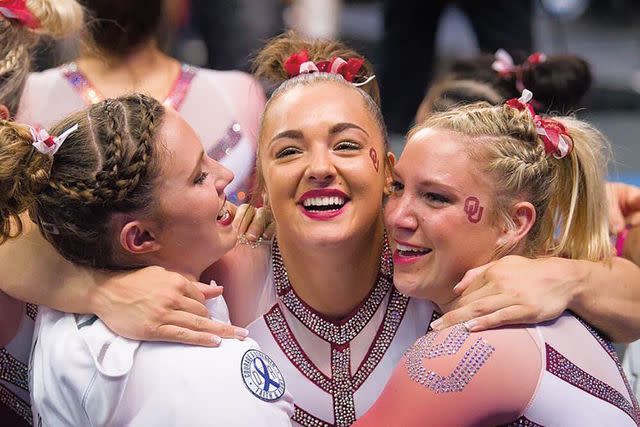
[409,102,611,262]
[0,0,83,115]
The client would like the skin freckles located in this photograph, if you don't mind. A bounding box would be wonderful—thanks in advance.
[369,147,379,173]
[463,196,484,224]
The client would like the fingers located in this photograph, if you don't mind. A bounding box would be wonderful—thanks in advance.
[233,204,256,236]
[452,262,494,296]
[245,207,272,241]
[158,311,250,343]
[195,281,224,300]
[176,296,213,318]
[178,279,206,305]
[431,294,517,331]
[263,220,276,240]
[459,305,535,332]
[153,324,223,347]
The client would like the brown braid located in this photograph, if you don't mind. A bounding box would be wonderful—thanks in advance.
[0,94,166,268]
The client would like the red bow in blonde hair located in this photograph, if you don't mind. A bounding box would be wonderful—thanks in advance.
[506,89,573,159]
[0,0,40,29]
[284,49,365,83]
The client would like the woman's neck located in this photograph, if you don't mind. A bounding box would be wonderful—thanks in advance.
[277,220,386,319]
[76,40,180,100]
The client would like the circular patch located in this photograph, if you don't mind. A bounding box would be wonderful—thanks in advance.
[241,349,286,401]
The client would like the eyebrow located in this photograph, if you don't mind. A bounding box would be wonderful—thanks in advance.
[189,150,205,181]
[329,122,369,137]
[268,122,369,146]
[393,168,460,193]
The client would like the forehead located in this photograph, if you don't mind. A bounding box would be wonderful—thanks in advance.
[262,82,379,140]
[397,127,486,189]
[157,108,201,174]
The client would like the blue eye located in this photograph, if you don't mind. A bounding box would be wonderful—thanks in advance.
[194,171,209,185]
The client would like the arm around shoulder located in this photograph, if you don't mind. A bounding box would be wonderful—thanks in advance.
[569,256,640,342]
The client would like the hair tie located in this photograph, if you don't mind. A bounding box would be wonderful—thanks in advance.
[506,89,574,159]
[0,0,40,29]
[492,49,547,93]
[491,49,517,77]
[29,123,79,156]
[283,49,373,85]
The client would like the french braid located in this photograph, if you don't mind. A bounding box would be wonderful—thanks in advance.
[0,94,166,268]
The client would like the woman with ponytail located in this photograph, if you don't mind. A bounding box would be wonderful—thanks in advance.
[2,32,640,425]
[357,92,639,425]
[415,50,593,124]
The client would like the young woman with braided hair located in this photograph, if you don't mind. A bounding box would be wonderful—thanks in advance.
[2,32,640,425]
[357,93,639,425]
[0,94,294,425]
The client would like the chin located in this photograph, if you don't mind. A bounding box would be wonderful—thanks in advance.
[392,272,428,299]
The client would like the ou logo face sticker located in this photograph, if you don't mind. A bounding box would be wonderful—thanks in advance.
[463,196,484,224]
[241,349,286,401]
[369,147,380,173]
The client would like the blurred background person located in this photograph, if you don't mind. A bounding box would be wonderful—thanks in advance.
[18,0,265,205]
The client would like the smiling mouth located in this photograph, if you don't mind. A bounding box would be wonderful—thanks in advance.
[216,201,233,225]
[395,243,432,258]
[302,196,347,212]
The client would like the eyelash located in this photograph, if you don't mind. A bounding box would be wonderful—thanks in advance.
[276,147,301,158]
[423,192,449,204]
[194,171,209,184]
[335,140,361,150]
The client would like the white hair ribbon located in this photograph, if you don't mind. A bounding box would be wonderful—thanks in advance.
[29,123,79,156]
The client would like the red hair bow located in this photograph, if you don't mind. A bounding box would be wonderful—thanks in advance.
[506,89,573,159]
[0,0,40,29]
[284,49,365,83]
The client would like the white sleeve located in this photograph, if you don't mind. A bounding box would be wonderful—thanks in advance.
[30,309,139,427]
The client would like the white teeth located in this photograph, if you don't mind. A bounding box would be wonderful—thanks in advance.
[303,196,346,207]
[396,243,429,252]
[217,205,228,220]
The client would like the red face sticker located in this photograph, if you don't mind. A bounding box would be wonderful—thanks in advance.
[464,196,484,223]
[369,147,379,173]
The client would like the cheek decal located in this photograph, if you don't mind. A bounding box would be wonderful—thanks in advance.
[463,196,484,224]
[369,147,380,173]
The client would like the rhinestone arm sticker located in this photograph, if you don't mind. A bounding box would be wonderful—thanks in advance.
[404,324,495,393]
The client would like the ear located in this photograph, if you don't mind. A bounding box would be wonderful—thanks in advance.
[502,201,537,245]
[119,220,161,255]
[0,105,9,120]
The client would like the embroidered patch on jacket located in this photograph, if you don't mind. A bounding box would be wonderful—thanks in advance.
[241,349,286,402]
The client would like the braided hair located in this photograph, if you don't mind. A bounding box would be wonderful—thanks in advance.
[0,94,165,269]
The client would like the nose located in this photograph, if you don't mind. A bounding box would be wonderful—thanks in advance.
[213,161,234,194]
[385,192,418,232]
[305,146,336,184]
